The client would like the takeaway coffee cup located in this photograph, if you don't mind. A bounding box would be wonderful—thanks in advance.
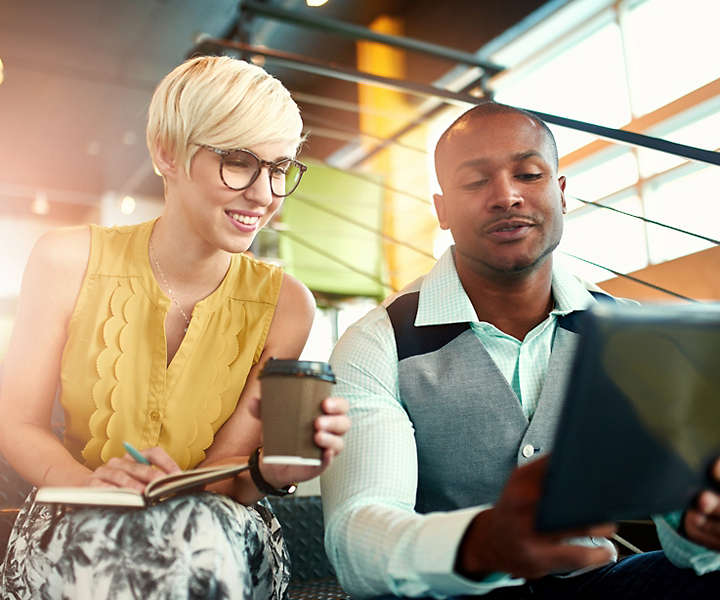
[259,359,336,466]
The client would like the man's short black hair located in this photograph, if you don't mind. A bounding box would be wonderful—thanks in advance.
[434,102,559,176]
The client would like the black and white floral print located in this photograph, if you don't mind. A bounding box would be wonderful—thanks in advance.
[0,490,290,600]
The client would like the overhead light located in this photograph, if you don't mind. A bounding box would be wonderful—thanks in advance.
[32,191,50,215]
[120,195,136,215]
[306,0,328,6]
[0,58,4,86]
[122,131,137,146]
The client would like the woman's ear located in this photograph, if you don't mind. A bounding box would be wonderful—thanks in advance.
[153,144,177,178]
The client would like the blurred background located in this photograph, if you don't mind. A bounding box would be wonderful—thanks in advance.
[1,0,719,365]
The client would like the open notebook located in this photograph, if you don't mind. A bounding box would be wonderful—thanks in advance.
[536,301,720,532]
[36,463,249,508]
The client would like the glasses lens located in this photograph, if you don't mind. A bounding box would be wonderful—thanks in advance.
[270,160,304,197]
[220,150,260,190]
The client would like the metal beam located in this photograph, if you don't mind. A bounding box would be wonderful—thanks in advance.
[348,75,487,168]
[203,37,481,104]
[239,0,504,75]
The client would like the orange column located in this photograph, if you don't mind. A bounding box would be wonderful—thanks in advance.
[357,16,437,292]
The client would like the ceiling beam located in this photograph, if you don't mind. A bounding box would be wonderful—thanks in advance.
[239,0,505,75]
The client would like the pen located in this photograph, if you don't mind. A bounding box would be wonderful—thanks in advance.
[123,441,151,465]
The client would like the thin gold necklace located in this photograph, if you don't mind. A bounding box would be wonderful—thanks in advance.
[149,241,191,332]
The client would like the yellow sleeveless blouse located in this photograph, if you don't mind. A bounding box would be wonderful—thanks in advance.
[59,219,283,470]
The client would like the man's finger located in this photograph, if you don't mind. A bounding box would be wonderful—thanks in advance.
[698,490,720,516]
[540,543,615,575]
[542,522,617,543]
[684,511,720,551]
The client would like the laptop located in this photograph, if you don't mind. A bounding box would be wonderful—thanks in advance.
[536,300,720,532]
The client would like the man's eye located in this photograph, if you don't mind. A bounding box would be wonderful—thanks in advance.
[517,173,542,181]
[461,179,488,189]
[271,167,287,178]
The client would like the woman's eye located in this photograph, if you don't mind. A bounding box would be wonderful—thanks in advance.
[271,168,287,178]
[226,160,253,169]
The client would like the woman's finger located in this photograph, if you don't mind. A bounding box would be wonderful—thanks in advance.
[315,414,351,435]
[314,430,345,455]
[246,394,261,420]
[144,446,182,475]
[109,456,159,483]
[321,396,349,415]
[91,464,147,491]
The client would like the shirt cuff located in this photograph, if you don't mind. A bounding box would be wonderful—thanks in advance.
[399,505,523,597]
[653,513,720,575]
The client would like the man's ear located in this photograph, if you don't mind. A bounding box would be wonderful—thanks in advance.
[153,145,177,178]
[558,175,567,214]
[433,193,450,230]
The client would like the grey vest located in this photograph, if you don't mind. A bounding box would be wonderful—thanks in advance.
[386,291,592,515]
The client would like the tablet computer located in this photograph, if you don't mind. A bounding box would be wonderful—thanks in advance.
[536,301,720,532]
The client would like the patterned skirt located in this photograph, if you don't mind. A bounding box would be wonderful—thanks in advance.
[0,490,290,600]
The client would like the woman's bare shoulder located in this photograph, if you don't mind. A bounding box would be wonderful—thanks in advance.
[23,225,91,309]
[264,273,316,356]
[31,225,91,267]
[277,272,315,315]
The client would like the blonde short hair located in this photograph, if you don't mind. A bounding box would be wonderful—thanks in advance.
[146,55,303,176]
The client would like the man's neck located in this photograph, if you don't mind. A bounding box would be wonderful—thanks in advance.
[454,254,554,342]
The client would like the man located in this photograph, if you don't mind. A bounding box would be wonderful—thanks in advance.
[321,102,720,599]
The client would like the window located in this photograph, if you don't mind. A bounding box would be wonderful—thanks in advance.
[561,193,648,280]
[494,17,631,155]
[644,164,720,263]
[624,0,720,116]
[564,149,639,203]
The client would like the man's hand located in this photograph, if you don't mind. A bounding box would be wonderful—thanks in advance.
[683,458,720,550]
[456,456,616,580]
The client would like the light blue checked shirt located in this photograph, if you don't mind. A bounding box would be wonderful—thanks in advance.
[322,247,720,599]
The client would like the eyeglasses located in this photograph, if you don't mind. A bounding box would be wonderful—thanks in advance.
[202,146,307,197]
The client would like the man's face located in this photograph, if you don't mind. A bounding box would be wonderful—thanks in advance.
[433,112,566,278]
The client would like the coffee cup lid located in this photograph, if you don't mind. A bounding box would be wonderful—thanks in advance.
[260,359,336,383]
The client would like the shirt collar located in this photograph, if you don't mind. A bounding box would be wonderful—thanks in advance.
[415,246,598,327]
[550,261,598,316]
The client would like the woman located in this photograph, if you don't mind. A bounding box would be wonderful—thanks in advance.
[0,55,349,599]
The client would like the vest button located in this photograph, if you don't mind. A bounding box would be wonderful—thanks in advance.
[150,410,161,421]
[522,444,535,458]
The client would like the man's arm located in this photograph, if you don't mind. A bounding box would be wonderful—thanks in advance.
[322,306,618,598]
[321,307,521,598]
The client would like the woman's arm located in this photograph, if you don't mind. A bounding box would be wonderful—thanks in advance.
[0,227,94,487]
[201,272,349,504]
[0,228,183,492]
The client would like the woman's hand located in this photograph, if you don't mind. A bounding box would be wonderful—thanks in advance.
[258,396,350,490]
[85,447,182,492]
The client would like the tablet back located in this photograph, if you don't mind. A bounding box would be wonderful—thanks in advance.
[536,301,720,532]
